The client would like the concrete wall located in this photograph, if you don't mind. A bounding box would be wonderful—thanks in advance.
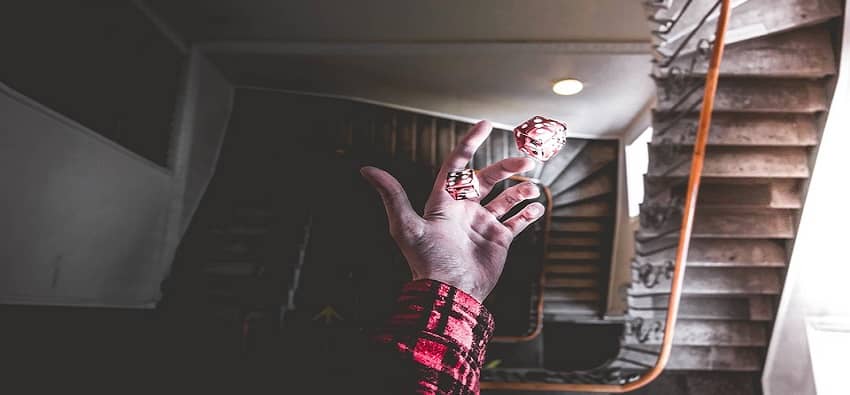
[0,85,172,307]
[0,49,233,308]
[175,50,234,235]
[762,4,850,394]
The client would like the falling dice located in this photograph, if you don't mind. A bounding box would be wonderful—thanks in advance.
[514,116,568,161]
[445,169,480,200]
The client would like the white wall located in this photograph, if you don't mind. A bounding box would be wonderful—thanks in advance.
[762,4,850,394]
[0,49,233,308]
[174,50,234,235]
[0,86,172,307]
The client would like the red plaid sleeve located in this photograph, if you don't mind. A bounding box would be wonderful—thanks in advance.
[372,279,495,395]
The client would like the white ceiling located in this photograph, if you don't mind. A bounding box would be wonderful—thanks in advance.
[149,0,654,138]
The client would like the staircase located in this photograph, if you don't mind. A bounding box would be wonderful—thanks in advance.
[163,91,621,363]
[619,0,841,382]
[472,131,620,323]
[534,141,619,322]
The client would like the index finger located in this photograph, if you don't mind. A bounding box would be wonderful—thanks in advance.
[426,120,493,208]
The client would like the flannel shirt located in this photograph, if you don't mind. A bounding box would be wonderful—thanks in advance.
[371,279,495,395]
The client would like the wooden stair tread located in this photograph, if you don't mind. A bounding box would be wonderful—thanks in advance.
[645,177,803,209]
[551,199,613,218]
[656,78,828,114]
[629,295,776,322]
[546,250,601,261]
[210,224,269,236]
[648,146,810,178]
[543,264,600,274]
[639,208,796,239]
[551,169,615,207]
[547,142,617,194]
[637,239,786,268]
[657,0,842,61]
[652,113,818,147]
[662,25,837,78]
[203,260,257,276]
[629,267,782,296]
[549,220,605,233]
[543,289,601,302]
[538,140,588,185]
[543,300,600,317]
[548,237,601,247]
[625,320,768,347]
[544,277,599,289]
[614,345,763,371]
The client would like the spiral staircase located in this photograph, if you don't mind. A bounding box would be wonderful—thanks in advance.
[160,0,843,392]
[619,0,839,375]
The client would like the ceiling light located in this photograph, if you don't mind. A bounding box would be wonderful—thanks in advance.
[553,79,584,96]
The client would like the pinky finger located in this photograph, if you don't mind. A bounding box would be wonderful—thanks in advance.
[502,202,545,237]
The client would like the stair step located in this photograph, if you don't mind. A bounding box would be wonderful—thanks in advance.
[657,0,842,60]
[548,237,601,247]
[639,208,796,239]
[613,345,763,371]
[215,240,263,260]
[662,26,836,78]
[546,250,601,261]
[544,264,600,274]
[625,320,768,347]
[547,142,617,194]
[229,206,276,219]
[210,224,269,236]
[549,220,605,233]
[552,170,615,206]
[656,78,828,114]
[647,146,810,178]
[543,300,600,317]
[634,234,679,256]
[637,239,786,268]
[538,140,588,185]
[544,277,598,289]
[629,295,776,322]
[551,199,613,218]
[652,113,818,147]
[645,178,803,209]
[629,267,782,296]
[203,260,258,276]
[544,289,601,302]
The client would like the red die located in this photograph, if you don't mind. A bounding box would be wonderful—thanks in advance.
[514,116,568,161]
[445,169,480,200]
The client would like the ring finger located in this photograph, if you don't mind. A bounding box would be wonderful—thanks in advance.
[484,181,541,219]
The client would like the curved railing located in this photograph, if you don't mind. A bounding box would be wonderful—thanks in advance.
[481,0,732,391]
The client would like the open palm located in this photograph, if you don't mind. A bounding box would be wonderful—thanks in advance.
[361,121,545,302]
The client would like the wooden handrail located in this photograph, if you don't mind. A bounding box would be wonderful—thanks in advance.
[481,0,732,390]
[490,175,552,343]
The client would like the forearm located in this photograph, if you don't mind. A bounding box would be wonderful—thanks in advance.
[371,279,494,395]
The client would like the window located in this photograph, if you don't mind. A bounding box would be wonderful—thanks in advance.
[625,126,652,217]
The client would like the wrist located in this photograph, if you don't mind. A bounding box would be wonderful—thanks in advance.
[412,274,487,303]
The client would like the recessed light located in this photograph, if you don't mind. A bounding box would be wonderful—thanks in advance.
[553,79,584,96]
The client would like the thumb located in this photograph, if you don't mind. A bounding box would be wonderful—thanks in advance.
[360,166,422,239]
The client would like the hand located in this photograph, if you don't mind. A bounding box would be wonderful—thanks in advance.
[360,121,545,302]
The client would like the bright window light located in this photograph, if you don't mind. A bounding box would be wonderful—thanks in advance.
[625,126,652,217]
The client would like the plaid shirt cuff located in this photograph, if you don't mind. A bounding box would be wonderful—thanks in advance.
[372,279,495,394]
